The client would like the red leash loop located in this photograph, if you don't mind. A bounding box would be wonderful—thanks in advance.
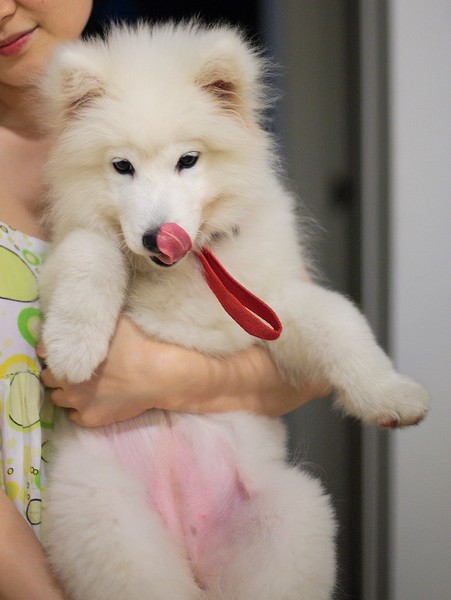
[196,246,282,341]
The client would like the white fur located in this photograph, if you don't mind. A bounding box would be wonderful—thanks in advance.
[39,22,429,600]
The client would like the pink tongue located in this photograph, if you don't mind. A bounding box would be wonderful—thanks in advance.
[156,223,192,264]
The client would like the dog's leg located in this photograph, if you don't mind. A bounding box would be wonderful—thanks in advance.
[43,435,205,600]
[196,466,336,600]
[39,228,128,383]
[269,280,430,427]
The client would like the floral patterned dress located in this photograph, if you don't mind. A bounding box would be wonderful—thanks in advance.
[0,221,55,538]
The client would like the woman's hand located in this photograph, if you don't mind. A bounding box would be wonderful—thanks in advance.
[39,314,330,427]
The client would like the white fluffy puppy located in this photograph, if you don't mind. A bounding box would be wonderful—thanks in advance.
[38,22,429,600]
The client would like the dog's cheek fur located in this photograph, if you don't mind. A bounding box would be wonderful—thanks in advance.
[42,144,121,243]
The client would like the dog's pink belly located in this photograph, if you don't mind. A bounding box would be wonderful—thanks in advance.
[102,413,250,566]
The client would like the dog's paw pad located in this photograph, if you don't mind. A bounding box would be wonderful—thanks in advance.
[379,418,400,429]
[378,415,424,429]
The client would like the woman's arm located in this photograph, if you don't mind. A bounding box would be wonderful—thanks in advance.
[0,491,68,600]
[39,315,330,427]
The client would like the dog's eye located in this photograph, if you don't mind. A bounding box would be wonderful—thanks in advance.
[176,152,200,172]
[112,159,135,176]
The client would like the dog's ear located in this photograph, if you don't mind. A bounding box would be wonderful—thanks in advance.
[39,42,105,127]
[195,27,269,125]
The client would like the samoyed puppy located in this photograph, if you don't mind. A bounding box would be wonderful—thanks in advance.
[38,22,429,600]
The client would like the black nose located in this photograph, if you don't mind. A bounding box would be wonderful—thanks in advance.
[142,229,159,252]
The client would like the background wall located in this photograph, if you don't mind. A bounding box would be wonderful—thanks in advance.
[387,1,451,599]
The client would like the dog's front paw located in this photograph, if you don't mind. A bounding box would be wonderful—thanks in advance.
[338,373,430,428]
[371,374,430,428]
[42,321,110,383]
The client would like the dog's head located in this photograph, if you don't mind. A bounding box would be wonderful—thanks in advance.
[40,22,275,267]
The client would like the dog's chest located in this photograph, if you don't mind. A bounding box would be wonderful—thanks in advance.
[126,260,256,354]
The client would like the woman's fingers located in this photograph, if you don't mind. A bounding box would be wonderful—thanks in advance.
[36,341,47,358]
[40,366,62,390]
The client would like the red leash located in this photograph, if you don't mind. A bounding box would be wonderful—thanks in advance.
[196,247,282,341]
[155,223,282,341]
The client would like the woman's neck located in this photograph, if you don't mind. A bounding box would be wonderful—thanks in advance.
[0,117,52,239]
[0,80,44,135]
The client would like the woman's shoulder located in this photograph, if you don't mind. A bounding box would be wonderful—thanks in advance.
[0,220,47,311]
[0,220,48,256]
